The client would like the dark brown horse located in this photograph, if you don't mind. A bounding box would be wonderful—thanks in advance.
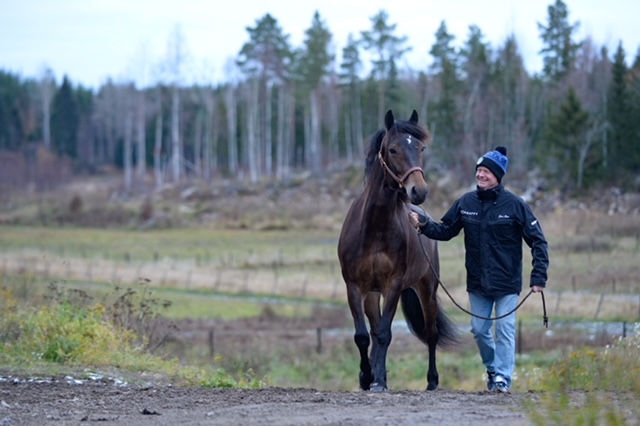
[337,109,456,392]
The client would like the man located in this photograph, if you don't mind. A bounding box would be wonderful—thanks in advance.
[409,146,549,393]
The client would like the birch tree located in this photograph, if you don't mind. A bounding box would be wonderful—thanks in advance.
[162,25,190,183]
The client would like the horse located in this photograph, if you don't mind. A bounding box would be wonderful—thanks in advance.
[337,109,457,392]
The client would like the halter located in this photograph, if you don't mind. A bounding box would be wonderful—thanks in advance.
[377,151,424,189]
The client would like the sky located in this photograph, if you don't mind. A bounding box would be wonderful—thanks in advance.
[1,0,639,89]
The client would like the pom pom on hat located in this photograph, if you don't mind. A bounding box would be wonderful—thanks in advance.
[476,146,508,182]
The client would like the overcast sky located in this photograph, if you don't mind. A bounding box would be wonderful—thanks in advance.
[1,0,638,89]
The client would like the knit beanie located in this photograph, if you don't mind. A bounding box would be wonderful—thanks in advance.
[476,146,508,182]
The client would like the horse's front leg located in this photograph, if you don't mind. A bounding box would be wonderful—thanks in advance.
[369,288,401,392]
[347,285,373,390]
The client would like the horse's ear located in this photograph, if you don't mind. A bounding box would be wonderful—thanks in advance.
[385,110,395,130]
[409,110,418,124]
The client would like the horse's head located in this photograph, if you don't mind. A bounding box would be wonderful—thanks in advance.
[378,109,430,205]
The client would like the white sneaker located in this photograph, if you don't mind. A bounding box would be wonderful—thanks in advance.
[494,375,509,393]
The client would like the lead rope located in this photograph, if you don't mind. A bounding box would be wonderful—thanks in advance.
[417,229,548,328]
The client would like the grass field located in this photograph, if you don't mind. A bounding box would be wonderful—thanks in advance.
[1,208,639,321]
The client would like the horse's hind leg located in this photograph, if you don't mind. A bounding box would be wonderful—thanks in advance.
[421,289,441,390]
[347,285,373,390]
[426,336,439,390]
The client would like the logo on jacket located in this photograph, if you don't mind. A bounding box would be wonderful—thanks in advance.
[461,210,479,216]
[498,214,510,219]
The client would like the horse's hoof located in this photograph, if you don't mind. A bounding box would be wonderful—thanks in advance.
[359,372,373,391]
[370,383,387,393]
[426,383,438,391]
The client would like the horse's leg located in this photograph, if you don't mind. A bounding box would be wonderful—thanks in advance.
[424,293,441,390]
[346,284,373,390]
[369,286,401,392]
[364,293,381,386]
[426,331,439,390]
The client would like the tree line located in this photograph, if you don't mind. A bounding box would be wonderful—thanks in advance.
[1,0,639,196]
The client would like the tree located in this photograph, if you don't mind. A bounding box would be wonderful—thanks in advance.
[459,25,492,170]
[538,0,582,81]
[162,25,190,183]
[296,11,334,173]
[428,21,461,168]
[0,71,27,150]
[50,76,79,159]
[360,10,411,120]
[237,13,294,181]
[545,87,595,192]
[339,33,364,163]
[491,35,532,174]
[38,68,56,150]
[629,49,640,176]
[608,42,637,182]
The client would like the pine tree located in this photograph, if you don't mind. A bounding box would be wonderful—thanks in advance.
[428,21,460,165]
[360,10,411,120]
[545,87,594,192]
[607,42,635,181]
[296,11,334,172]
[459,25,492,168]
[0,71,27,150]
[339,34,364,163]
[50,76,79,159]
[537,0,582,81]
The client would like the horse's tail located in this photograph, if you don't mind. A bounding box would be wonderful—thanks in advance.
[401,290,458,347]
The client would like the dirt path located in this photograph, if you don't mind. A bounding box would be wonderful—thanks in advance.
[0,376,537,426]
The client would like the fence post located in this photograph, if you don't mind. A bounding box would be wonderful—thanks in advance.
[316,327,322,354]
[554,291,562,315]
[209,330,215,357]
[272,262,279,295]
[594,293,605,319]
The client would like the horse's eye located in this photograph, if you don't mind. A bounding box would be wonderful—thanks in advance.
[421,146,426,152]
[389,148,397,155]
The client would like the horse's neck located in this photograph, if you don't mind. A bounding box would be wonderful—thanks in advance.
[361,180,403,226]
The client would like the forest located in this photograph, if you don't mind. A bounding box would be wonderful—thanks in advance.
[1,0,639,197]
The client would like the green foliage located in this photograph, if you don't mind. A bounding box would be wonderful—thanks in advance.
[543,87,603,193]
[429,21,461,161]
[0,70,30,150]
[0,283,265,389]
[525,325,640,425]
[537,0,582,81]
[608,42,640,185]
[295,11,333,91]
[360,10,411,118]
[236,13,293,81]
[544,333,640,392]
[50,76,79,159]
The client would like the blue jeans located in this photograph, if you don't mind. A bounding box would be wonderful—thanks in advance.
[468,292,519,388]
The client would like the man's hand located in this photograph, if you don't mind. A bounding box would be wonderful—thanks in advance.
[408,205,428,228]
[531,285,544,293]
[409,211,421,228]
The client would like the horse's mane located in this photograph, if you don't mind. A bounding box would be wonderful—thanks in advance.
[364,119,429,180]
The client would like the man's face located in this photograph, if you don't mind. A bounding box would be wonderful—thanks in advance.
[476,166,499,190]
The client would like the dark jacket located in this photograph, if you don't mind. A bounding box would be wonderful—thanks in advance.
[419,184,549,297]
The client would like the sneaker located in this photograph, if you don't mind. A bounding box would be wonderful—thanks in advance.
[486,371,497,392]
[494,375,509,393]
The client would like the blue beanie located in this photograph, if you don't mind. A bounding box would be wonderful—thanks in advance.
[476,146,508,182]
